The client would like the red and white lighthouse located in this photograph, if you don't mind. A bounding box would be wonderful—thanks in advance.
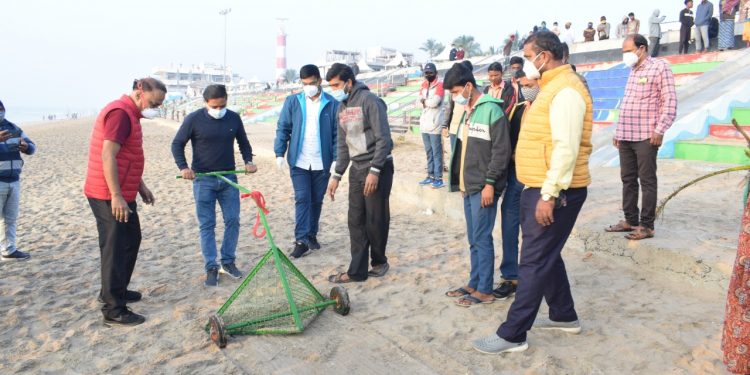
[276,18,287,81]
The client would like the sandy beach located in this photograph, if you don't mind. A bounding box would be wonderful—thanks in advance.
[0,117,738,374]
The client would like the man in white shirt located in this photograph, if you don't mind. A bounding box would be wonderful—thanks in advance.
[274,65,339,258]
[560,21,576,46]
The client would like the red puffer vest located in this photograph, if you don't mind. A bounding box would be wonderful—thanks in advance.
[84,95,145,203]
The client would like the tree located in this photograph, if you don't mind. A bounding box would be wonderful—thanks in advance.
[419,39,446,58]
[485,46,497,56]
[452,35,482,58]
[283,68,297,83]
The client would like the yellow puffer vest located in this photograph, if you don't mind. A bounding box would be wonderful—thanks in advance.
[515,64,593,188]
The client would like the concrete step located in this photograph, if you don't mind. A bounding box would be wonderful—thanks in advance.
[674,137,749,164]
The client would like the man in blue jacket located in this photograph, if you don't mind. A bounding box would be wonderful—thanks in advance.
[275,65,338,259]
[0,100,36,261]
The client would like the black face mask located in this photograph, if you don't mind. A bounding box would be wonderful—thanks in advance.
[425,74,436,82]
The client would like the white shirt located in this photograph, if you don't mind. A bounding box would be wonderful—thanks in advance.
[295,96,323,170]
[561,28,576,45]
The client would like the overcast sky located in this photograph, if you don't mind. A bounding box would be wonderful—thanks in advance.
[1,0,684,116]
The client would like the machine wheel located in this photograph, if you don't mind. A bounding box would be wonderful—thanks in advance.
[330,286,351,316]
[209,314,228,348]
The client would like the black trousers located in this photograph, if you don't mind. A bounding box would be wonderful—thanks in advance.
[496,188,587,343]
[347,160,394,281]
[88,198,141,318]
[649,37,661,57]
[618,140,659,230]
[679,26,691,54]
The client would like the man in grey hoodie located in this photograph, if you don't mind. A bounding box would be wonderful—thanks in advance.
[649,9,667,57]
[325,63,394,283]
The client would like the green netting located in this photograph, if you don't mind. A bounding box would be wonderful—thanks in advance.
[184,171,337,335]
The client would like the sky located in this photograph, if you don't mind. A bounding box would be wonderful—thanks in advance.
[1,0,680,118]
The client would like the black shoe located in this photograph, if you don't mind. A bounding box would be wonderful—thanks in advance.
[103,308,146,327]
[98,290,143,304]
[289,241,310,259]
[492,281,518,300]
[220,262,244,279]
[205,267,219,287]
[1,250,30,261]
[308,236,321,250]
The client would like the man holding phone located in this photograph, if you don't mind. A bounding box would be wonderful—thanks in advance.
[0,100,36,261]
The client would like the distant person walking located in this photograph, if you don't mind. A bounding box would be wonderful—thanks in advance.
[0,100,36,262]
[649,9,667,56]
[680,0,696,54]
[695,0,715,52]
[606,35,677,240]
[417,63,446,189]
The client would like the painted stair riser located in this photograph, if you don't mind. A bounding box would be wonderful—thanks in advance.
[710,124,750,140]
[674,142,750,164]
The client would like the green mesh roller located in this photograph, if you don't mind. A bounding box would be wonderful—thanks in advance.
[178,170,350,348]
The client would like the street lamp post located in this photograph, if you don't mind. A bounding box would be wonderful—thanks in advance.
[219,8,232,84]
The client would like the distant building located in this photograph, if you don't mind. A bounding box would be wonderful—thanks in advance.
[151,63,242,99]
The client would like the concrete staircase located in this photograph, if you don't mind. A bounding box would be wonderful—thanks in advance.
[674,106,750,164]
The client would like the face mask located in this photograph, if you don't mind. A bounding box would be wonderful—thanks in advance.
[0,111,5,122]
[303,85,320,98]
[207,107,227,119]
[623,51,640,67]
[141,108,160,119]
[521,86,540,102]
[425,75,436,83]
[331,83,350,102]
[452,85,470,105]
[524,53,545,80]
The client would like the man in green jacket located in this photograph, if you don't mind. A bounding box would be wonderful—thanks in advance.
[444,61,512,307]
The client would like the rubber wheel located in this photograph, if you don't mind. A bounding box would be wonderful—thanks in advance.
[330,286,351,316]
[209,314,227,348]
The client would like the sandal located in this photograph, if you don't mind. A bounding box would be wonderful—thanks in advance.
[605,220,635,232]
[445,287,472,298]
[454,295,495,307]
[328,272,355,284]
[624,227,655,240]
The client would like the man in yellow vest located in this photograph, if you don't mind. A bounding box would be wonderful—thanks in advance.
[472,31,593,354]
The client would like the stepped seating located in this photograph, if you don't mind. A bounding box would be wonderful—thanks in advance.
[674,106,750,164]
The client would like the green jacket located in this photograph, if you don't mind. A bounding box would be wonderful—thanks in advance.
[449,94,511,195]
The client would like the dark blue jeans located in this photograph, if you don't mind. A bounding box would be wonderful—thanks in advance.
[291,167,329,244]
[193,174,240,271]
[497,187,587,343]
[499,164,523,281]
[463,191,499,295]
[421,133,443,179]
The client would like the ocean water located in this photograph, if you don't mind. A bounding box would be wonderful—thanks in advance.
[5,106,98,125]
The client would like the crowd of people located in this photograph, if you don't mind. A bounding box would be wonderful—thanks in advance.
[0,9,749,370]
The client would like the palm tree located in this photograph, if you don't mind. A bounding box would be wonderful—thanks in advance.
[419,39,446,58]
[283,68,297,83]
[453,35,482,57]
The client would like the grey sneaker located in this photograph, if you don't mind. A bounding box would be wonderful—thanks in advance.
[472,334,528,354]
[205,267,219,287]
[220,262,244,279]
[533,319,582,334]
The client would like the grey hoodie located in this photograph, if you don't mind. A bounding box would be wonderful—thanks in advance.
[649,9,667,37]
[333,82,394,179]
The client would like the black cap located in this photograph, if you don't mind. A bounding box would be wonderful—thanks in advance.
[423,63,437,73]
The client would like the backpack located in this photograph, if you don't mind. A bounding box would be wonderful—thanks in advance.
[708,17,719,38]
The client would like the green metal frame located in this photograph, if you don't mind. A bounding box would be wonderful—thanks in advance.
[188,171,332,336]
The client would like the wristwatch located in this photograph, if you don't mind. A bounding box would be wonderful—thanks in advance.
[542,194,554,202]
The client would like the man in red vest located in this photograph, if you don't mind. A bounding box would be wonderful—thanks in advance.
[84,78,165,327]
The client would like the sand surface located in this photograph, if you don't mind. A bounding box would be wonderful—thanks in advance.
[0,118,735,374]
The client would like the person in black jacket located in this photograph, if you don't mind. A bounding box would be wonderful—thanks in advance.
[680,0,696,54]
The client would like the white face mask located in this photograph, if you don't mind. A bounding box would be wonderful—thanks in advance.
[623,51,640,68]
[207,107,227,119]
[141,108,160,119]
[524,53,545,80]
[452,85,470,105]
[303,85,320,98]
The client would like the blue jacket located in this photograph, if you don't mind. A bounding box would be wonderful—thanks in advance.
[274,92,338,170]
[0,120,36,182]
